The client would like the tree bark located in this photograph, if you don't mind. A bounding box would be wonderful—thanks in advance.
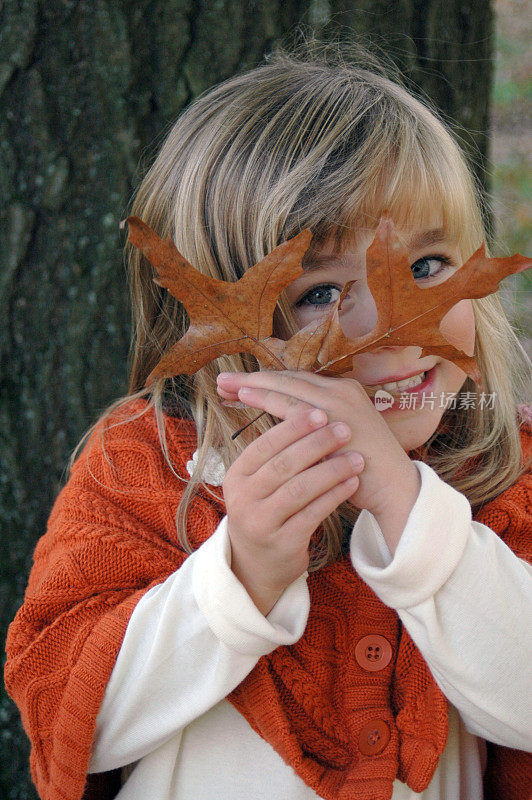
[323,0,493,215]
[0,1,493,797]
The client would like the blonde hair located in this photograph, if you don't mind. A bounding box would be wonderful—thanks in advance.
[69,40,531,569]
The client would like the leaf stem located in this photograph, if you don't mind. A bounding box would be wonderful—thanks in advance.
[231,411,267,440]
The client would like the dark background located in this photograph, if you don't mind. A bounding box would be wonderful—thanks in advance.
[1,1,527,797]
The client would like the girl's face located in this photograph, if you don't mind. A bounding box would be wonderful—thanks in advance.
[284,215,476,452]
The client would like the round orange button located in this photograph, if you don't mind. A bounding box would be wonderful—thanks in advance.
[355,634,392,671]
[358,720,391,756]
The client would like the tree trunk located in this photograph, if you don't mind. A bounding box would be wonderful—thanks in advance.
[324,0,493,207]
[0,1,493,796]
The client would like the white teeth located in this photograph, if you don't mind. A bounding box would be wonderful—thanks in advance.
[371,371,427,394]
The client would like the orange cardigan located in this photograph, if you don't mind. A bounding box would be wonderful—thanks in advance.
[5,399,532,800]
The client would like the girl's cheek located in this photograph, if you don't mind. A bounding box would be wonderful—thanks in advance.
[439,299,475,357]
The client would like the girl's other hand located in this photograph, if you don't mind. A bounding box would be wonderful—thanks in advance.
[217,370,421,562]
[221,406,365,615]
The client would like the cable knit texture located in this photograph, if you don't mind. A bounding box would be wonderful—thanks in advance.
[4,399,532,800]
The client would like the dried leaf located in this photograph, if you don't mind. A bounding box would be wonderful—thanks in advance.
[315,214,532,385]
[124,217,312,383]
[123,215,532,388]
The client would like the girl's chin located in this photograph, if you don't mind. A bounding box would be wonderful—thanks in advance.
[395,422,443,453]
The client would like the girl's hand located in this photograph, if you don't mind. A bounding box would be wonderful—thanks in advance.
[217,370,421,560]
[220,406,365,615]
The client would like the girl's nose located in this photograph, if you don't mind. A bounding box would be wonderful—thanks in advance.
[338,284,378,340]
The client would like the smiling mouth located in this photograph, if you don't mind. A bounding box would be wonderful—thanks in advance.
[363,367,434,396]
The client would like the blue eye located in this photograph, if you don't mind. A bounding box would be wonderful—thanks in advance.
[411,255,453,280]
[297,285,341,307]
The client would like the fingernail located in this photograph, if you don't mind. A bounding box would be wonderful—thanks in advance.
[238,387,252,396]
[309,409,327,426]
[347,452,364,468]
[217,372,231,381]
[332,423,350,440]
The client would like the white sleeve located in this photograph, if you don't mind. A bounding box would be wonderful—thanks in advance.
[88,516,310,773]
[350,460,532,750]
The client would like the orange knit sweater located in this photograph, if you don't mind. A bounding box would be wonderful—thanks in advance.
[4,399,532,800]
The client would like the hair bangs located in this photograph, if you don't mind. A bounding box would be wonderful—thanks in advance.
[313,119,481,262]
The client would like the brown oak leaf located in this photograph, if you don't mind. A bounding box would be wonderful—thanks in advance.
[123,216,313,384]
[315,214,531,386]
[123,215,532,389]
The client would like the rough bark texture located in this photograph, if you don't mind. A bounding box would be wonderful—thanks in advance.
[0,1,493,797]
[322,0,493,201]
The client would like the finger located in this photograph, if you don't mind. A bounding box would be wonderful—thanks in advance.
[218,369,333,390]
[280,474,360,542]
[268,451,363,522]
[234,374,372,422]
[254,422,355,497]
[235,407,328,476]
[217,370,334,404]
[267,369,337,389]
[237,385,317,420]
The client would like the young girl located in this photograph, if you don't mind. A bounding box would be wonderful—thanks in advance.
[5,43,532,800]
